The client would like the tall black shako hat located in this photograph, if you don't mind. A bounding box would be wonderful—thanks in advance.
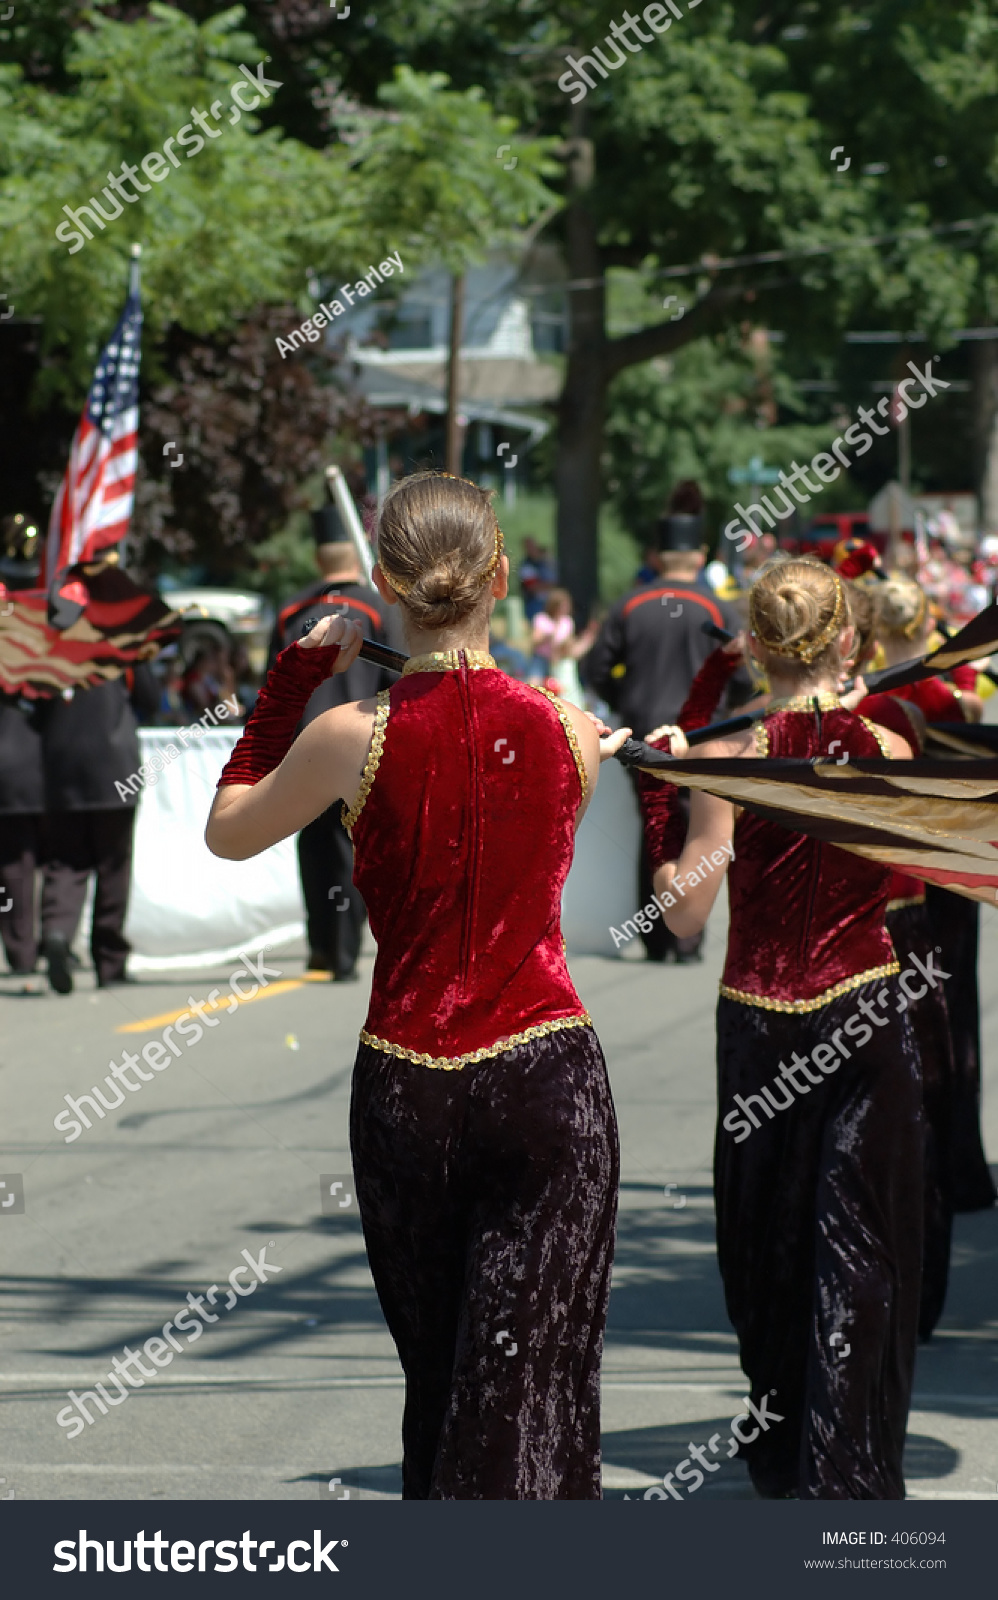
[310,503,352,547]
[656,480,704,553]
[310,473,355,547]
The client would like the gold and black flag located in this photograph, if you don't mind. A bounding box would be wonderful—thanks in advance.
[618,741,998,906]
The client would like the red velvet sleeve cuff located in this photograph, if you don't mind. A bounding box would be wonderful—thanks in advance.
[679,647,741,732]
[637,729,687,869]
[217,641,341,788]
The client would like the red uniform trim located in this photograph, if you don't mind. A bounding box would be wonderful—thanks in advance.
[278,591,382,638]
[621,586,724,627]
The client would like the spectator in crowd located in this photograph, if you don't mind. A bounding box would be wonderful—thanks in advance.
[0,513,44,980]
[230,643,257,720]
[586,480,751,963]
[182,642,234,724]
[267,500,403,982]
[518,537,556,621]
[531,587,598,707]
[35,655,159,993]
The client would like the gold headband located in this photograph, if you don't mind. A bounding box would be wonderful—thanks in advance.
[750,568,846,666]
[380,525,504,601]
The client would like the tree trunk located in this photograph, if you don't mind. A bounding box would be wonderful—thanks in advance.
[556,114,605,625]
[970,336,998,535]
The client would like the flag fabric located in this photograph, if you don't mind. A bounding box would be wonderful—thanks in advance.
[41,263,142,587]
[0,563,180,698]
[618,741,998,907]
[0,254,182,696]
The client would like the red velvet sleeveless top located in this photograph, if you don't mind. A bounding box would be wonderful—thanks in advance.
[720,696,898,1012]
[347,652,590,1068]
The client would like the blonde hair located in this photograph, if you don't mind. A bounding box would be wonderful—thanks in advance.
[376,472,503,631]
[876,576,929,641]
[844,579,877,667]
[749,558,848,671]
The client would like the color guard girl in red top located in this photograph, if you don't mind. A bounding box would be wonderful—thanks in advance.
[644,559,922,1500]
[206,472,627,1500]
[859,576,995,1215]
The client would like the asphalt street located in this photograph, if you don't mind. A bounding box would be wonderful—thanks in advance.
[1,895,996,1504]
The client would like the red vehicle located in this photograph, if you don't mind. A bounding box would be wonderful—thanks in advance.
[781,513,884,563]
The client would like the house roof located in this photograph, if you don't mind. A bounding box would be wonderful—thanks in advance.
[351,351,562,409]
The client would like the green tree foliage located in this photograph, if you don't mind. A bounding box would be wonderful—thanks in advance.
[4,1,998,582]
[0,3,556,570]
[0,5,555,400]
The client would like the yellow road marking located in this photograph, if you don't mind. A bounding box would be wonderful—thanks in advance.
[115,978,305,1034]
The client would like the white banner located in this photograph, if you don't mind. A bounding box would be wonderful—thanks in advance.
[123,727,641,971]
[124,729,303,972]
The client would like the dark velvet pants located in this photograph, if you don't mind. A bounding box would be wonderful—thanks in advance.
[0,814,39,974]
[715,986,923,1500]
[40,809,135,984]
[297,805,365,976]
[350,1026,619,1499]
[923,886,996,1212]
[886,902,955,1341]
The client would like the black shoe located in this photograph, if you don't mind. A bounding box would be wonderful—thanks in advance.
[306,951,331,973]
[332,967,359,983]
[97,972,135,988]
[43,934,74,995]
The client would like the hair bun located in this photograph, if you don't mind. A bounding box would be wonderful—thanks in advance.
[377,472,503,630]
[749,558,846,667]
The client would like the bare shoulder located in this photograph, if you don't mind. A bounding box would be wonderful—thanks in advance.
[558,697,600,759]
[296,695,380,762]
[688,727,758,761]
[879,726,913,760]
[308,693,379,729]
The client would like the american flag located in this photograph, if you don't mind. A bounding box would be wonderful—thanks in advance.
[41,256,142,587]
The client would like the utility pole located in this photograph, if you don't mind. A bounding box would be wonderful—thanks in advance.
[445,273,465,475]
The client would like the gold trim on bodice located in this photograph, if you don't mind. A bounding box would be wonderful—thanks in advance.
[401,650,497,675]
[359,1012,593,1070]
[857,714,893,759]
[754,696,893,759]
[532,686,590,799]
[719,960,900,1014]
[767,690,843,715]
[342,688,391,836]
